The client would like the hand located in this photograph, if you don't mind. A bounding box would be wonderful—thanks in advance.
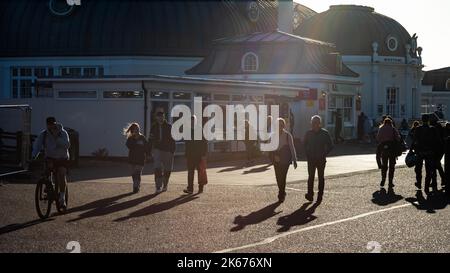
[293,161,298,169]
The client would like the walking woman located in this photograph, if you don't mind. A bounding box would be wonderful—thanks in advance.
[125,123,148,193]
[271,118,297,203]
[376,118,401,189]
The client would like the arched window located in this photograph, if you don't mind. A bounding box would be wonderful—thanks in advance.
[241,52,259,73]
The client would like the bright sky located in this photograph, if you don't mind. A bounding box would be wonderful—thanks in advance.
[296,0,450,71]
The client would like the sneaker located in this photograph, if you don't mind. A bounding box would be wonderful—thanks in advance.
[380,180,386,187]
[59,193,67,209]
[155,188,163,194]
[133,187,140,194]
[183,188,193,194]
[305,193,313,202]
[198,185,204,194]
[162,186,168,192]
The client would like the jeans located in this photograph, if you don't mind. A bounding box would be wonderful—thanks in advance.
[153,149,174,190]
[187,157,207,191]
[415,154,437,191]
[380,154,396,186]
[307,160,326,196]
[274,163,290,197]
[131,164,144,189]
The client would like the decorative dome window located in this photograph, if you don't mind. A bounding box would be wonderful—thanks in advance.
[48,0,75,16]
[242,52,259,72]
[386,36,398,52]
[247,1,260,23]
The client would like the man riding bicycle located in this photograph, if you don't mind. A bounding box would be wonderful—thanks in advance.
[32,117,70,209]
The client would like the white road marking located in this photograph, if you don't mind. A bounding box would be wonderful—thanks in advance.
[214,203,412,253]
[285,187,343,195]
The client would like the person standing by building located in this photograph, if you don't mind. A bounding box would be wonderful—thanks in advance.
[357,112,365,141]
[334,110,344,144]
[124,123,148,193]
[304,115,334,202]
[411,114,442,195]
[149,107,176,194]
[183,115,208,194]
[271,118,297,203]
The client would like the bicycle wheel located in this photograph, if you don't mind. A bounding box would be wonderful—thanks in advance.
[35,178,52,219]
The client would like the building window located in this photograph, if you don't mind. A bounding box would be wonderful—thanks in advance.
[11,67,54,98]
[446,79,450,90]
[60,66,102,78]
[103,91,143,99]
[241,52,259,73]
[386,87,399,117]
[58,91,98,99]
[327,95,354,125]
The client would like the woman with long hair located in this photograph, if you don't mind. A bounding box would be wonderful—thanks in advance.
[124,123,148,193]
[376,118,401,190]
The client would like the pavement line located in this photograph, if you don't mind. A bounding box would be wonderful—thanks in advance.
[214,203,412,253]
[285,187,343,195]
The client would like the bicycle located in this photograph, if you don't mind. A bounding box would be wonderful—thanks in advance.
[35,161,69,219]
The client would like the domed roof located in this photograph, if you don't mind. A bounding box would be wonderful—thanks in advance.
[0,0,278,58]
[294,5,413,57]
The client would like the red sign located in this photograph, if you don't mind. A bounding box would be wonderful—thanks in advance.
[297,89,318,100]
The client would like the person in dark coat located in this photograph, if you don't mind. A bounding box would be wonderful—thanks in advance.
[183,115,208,194]
[149,108,176,193]
[334,110,344,143]
[125,123,149,193]
[304,115,333,202]
[430,114,446,188]
[376,118,401,190]
[411,114,443,195]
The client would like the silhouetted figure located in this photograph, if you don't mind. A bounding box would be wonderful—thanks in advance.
[376,117,401,189]
[271,118,297,203]
[149,108,176,194]
[244,120,257,166]
[357,112,365,140]
[334,110,344,143]
[125,123,149,193]
[430,114,446,188]
[411,114,442,195]
[183,115,208,194]
[303,115,333,202]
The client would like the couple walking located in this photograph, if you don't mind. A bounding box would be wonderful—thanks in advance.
[272,115,334,203]
[124,108,207,194]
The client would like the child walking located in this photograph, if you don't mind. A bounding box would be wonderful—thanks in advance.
[125,123,148,193]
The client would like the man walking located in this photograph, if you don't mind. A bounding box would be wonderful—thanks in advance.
[149,107,176,193]
[304,115,334,202]
[412,114,442,195]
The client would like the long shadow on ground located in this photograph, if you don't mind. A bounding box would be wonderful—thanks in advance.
[114,194,199,222]
[230,202,282,232]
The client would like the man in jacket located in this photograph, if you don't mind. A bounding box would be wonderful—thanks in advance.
[32,117,70,208]
[149,107,176,193]
[304,115,334,202]
[412,114,442,195]
[183,115,208,194]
